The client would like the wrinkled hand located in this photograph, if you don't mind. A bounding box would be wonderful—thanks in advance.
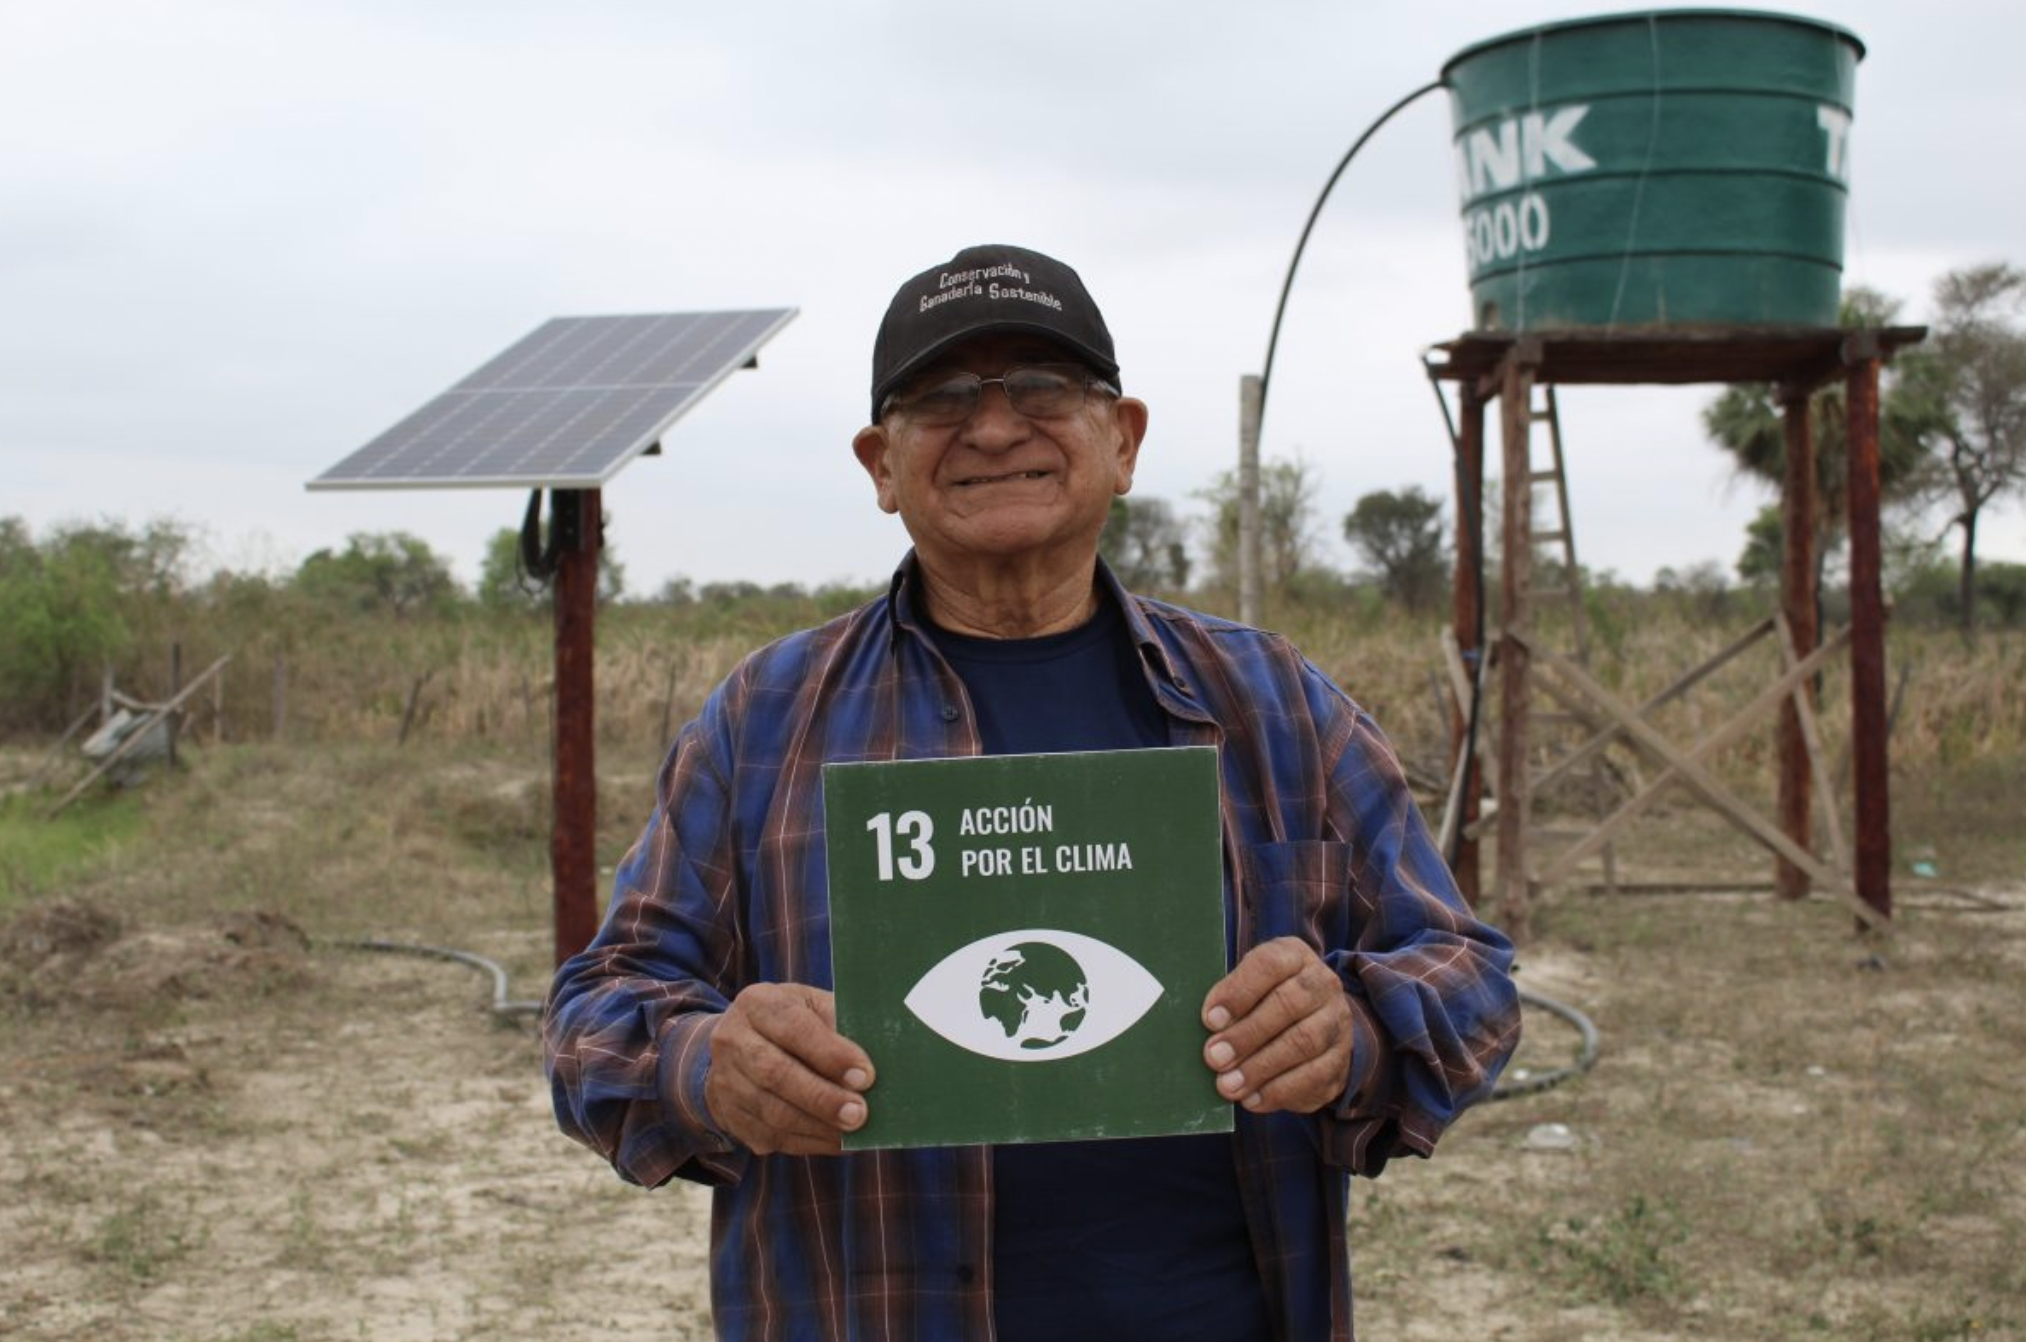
[702,983,875,1156]
[1201,937,1353,1116]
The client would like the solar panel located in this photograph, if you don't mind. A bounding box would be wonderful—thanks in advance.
[308,308,797,491]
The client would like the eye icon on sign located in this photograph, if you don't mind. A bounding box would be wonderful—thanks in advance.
[903,929,1164,1062]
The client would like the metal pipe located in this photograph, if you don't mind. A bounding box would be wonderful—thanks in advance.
[552,488,602,965]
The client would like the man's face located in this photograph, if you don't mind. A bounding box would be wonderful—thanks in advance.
[851,333,1148,578]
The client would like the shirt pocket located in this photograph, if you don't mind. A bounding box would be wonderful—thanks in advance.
[1238,840,1358,953]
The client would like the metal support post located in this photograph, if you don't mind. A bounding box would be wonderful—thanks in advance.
[552,488,603,965]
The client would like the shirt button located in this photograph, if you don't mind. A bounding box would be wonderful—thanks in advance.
[940,704,960,722]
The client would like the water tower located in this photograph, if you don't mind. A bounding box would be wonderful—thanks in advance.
[1418,10,1920,933]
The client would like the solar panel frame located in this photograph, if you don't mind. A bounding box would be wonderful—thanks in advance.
[308,308,797,491]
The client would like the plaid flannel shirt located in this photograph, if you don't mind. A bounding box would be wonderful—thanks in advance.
[544,556,1520,1341]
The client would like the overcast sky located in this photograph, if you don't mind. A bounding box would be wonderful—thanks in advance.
[5,1,2021,596]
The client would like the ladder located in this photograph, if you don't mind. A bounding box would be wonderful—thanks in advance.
[1517,386,1621,893]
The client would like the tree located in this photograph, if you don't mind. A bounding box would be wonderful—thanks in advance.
[597,541,627,605]
[1196,455,1323,594]
[1902,262,2026,636]
[1701,286,1933,593]
[296,531,459,617]
[477,527,539,610]
[1652,559,1738,623]
[0,518,130,725]
[1734,504,1784,587]
[1343,486,1449,612]
[1100,495,1191,592]
[1891,554,2026,630]
[699,580,763,605]
[1979,562,2026,627]
[1735,504,1857,590]
[478,523,627,610]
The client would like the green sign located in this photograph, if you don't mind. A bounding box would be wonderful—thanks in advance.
[823,746,1231,1150]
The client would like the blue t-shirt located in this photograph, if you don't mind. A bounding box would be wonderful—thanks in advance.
[925,596,1272,1342]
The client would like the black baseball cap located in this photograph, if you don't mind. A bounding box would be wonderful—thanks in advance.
[869,243,1121,422]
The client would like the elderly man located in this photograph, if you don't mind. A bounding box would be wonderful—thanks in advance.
[545,243,1520,1342]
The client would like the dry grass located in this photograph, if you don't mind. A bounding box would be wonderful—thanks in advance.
[1356,885,2026,1341]
[91,585,2024,831]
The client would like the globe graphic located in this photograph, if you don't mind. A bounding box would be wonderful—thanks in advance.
[978,942,1090,1050]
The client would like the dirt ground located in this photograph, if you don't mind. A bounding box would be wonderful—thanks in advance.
[0,911,717,1341]
[2,747,2023,1341]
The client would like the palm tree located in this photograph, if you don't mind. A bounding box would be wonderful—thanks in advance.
[1700,287,1934,595]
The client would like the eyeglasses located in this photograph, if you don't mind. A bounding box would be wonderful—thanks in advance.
[883,363,1119,426]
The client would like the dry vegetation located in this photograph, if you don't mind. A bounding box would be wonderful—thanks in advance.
[2,606,2023,1341]
[110,592,2026,803]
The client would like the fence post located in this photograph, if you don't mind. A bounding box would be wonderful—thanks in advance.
[397,670,433,746]
[169,642,183,768]
[1237,374,1263,627]
[272,653,287,742]
[658,660,678,752]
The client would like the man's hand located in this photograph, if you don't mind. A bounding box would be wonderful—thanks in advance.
[1201,937,1353,1116]
[702,983,875,1156]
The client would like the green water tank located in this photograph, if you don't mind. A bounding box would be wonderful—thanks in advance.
[1442,8,1863,331]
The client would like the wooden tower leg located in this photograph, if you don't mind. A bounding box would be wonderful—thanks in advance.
[1843,346,1892,927]
[1776,388,1818,900]
[1451,382,1487,904]
[1494,346,1538,937]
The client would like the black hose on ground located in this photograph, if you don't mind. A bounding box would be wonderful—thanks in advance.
[339,938,545,1017]
[1489,986,1601,1101]
[331,944,1599,1101]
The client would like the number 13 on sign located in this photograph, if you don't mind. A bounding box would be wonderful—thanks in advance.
[866,810,935,881]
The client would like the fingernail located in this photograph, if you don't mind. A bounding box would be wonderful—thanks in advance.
[839,1100,866,1129]
[1243,1092,1264,1111]
[1206,1006,1231,1031]
[1207,1041,1234,1069]
[844,1068,869,1090]
[1218,1070,1245,1096]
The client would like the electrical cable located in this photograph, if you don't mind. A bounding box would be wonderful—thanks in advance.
[1251,78,1491,867]
[518,488,558,588]
[1255,79,1444,429]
